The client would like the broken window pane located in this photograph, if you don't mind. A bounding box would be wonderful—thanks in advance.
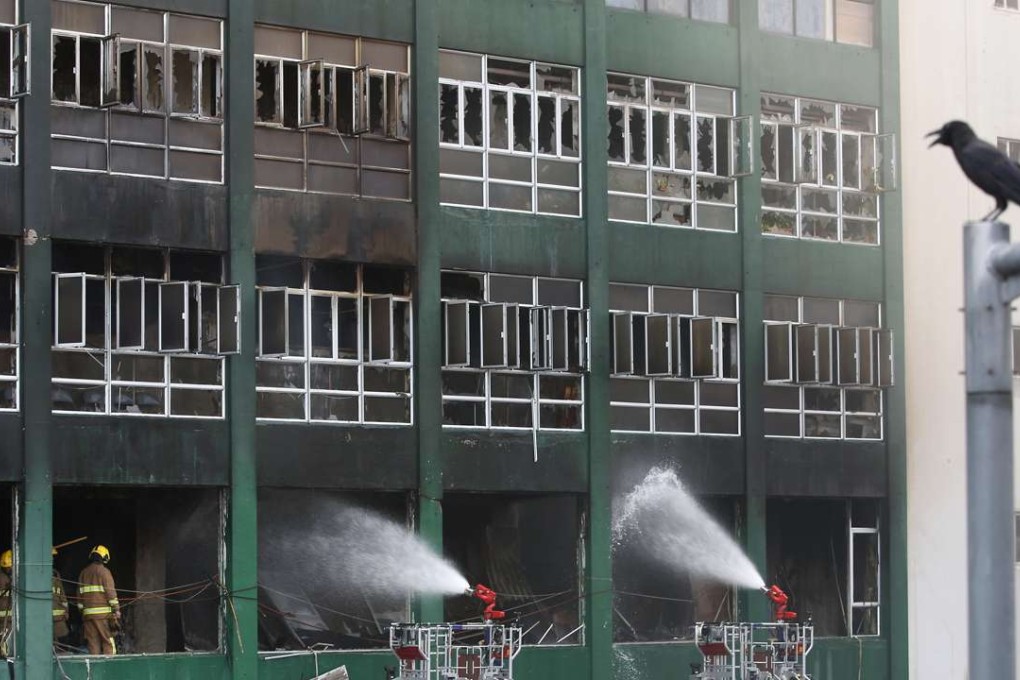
[52,35,77,102]
[369,72,385,136]
[201,53,221,118]
[255,60,280,123]
[561,100,579,157]
[298,59,325,128]
[513,92,531,152]
[629,108,646,165]
[9,25,29,98]
[537,95,556,154]
[119,42,139,108]
[440,83,460,144]
[490,91,509,150]
[143,45,164,112]
[717,320,738,379]
[696,116,714,173]
[100,34,120,107]
[608,105,625,162]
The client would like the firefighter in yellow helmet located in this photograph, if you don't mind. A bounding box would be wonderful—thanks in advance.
[51,548,68,641]
[0,550,11,656]
[77,545,119,655]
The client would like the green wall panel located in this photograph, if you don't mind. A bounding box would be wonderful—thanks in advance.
[438,0,584,65]
[440,209,587,278]
[53,654,229,680]
[761,238,885,300]
[254,0,414,43]
[757,34,882,105]
[608,225,743,290]
[606,11,739,87]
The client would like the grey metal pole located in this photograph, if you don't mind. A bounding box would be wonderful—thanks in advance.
[964,221,1016,680]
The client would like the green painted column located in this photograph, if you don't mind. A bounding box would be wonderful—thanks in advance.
[735,1,769,624]
[18,0,53,676]
[581,0,611,676]
[225,1,258,677]
[413,0,444,624]
[878,0,908,676]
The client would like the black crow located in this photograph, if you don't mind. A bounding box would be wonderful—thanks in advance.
[928,120,1020,222]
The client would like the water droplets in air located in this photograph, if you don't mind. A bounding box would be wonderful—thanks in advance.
[613,467,765,590]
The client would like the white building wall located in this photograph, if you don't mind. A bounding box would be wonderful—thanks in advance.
[900,1,1020,678]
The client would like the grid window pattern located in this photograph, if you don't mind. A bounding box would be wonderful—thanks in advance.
[999,138,1020,163]
[606,0,731,23]
[51,246,234,418]
[609,284,740,435]
[759,0,875,47]
[0,9,27,165]
[50,0,224,183]
[441,271,586,431]
[763,294,888,440]
[607,74,748,231]
[256,258,413,425]
[0,239,17,411]
[848,500,880,637]
[760,94,891,245]
[439,50,582,217]
[253,26,411,200]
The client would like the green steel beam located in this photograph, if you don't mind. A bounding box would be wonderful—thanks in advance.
[414,0,445,624]
[736,0,769,625]
[878,0,908,675]
[582,0,611,677]
[225,0,258,676]
[19,0,54,676]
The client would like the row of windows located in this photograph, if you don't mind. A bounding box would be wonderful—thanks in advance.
[607,0,876,48]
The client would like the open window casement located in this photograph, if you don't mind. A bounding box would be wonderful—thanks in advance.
[387,72,410,140]
[298,59,325,129]
[672,315,692,378]
[549,307,570,372]
[54,273,86,348]
[837,327,861,386]
[764,321,794,383]
[0,271,16,345]
[258,287,288,357]
[611,311,634,376]
[159,281,189,352]
[726,115,754,178]
[794,125,820,185]
[187,283,220,354]
[352,65,370,135]
[9,24,28,98]
[115,277,145,350]
[443,300,471,367]
[99,34,120,107]
[480,302,508,368]
[567,309,587,373]
[716,319,739,380]
[862,133,897,193]
[200,52,222,119]
[529,306,552,371]
[505,304,521,369]
[795,323,819,384]
[874,329,894,388]
[644,313,672,377]
[367,295,394,363]
[817,324,834,384]
[217,285,240,355]
[762,122,798,184]
[690,316,717,378]
[857,328,875,386]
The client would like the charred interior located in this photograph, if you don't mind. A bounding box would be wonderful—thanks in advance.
[443,494,582,645]
[52,486,221,654]
[257,489,410,651]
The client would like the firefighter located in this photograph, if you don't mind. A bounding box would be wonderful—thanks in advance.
[52,548,68,641]
[77,545,119,655]
[0,550,10,656]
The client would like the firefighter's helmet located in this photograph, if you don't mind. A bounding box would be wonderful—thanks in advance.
[0,550,11,569]
[90,545,110,564]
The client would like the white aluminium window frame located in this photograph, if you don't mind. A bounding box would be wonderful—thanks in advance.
[847,504,881,637]
[0,263,19,412]
[438,51,583,217]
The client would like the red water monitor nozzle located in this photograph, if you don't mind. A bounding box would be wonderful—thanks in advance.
[466,583,506,621]
[763,584,798,622]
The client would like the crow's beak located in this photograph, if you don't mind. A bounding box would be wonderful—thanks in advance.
[926,129,942,148]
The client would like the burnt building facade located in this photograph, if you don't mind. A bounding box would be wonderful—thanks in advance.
[0,0,904,678]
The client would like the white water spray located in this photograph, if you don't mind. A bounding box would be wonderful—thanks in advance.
[613,467,765,590]
[270,499,470,597]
